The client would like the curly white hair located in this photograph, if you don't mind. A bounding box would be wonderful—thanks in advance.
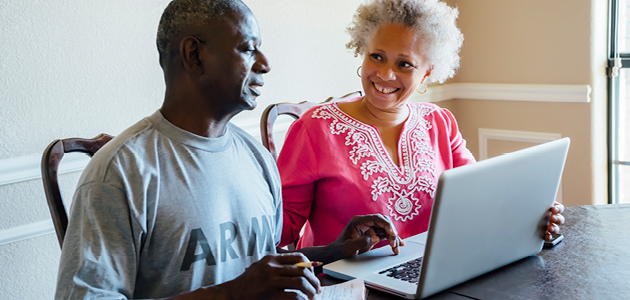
[346,0,463,84]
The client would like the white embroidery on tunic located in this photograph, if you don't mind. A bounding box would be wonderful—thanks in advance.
[312,104,437,222]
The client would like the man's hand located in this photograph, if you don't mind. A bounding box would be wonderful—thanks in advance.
[545,201,565,241]
[334,214,404,258]
[219,253,321,300]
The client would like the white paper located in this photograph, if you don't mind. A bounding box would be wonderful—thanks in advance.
[287,278,365,300]
[317,278,365,300]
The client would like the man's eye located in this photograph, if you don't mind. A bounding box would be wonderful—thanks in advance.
[241,44,256,53]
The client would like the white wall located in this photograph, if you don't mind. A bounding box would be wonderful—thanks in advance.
[0,1,362,299]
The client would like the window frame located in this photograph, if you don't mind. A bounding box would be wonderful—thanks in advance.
[608,0,630,204]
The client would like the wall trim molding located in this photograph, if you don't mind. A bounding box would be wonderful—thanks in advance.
[477,128,564,203]
[0,220,54,246]
[1,83,583,245]
[410,83,591,103]
[0,153,92,187]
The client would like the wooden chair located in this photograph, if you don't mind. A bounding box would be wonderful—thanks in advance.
[41,133,113,248]
[260,91,362,161]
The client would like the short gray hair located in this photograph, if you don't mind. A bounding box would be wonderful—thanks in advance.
[346,0,463,84]
[156,0,244,60]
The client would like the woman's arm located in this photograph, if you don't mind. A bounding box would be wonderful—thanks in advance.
[277,120,319,247]
[439,107,476,167]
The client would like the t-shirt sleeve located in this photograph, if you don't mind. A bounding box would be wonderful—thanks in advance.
[439,107,476,167]
[55,182,139,300]
[276,120,319,247]
[268,156,284,248]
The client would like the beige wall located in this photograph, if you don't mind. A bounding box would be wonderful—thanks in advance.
[0,0,610,298]
[454,0,592,84]
[444,0,609,206]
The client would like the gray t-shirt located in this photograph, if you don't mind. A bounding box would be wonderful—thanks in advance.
[55,110,282,299]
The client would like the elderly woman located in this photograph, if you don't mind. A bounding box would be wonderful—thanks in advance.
[278,0,564,250]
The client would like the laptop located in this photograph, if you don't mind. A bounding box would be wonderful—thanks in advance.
[323,137,570,299]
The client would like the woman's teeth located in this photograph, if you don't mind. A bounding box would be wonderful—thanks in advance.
[374,83,398,94]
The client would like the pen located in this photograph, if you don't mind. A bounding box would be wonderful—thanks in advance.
[294,261,323,267]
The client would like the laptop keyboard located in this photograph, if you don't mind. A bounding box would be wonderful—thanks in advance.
[377,257,423,285]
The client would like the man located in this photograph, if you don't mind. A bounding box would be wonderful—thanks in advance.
[55,0,402,299]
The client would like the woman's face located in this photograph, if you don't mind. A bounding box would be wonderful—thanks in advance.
[360,23,432,112]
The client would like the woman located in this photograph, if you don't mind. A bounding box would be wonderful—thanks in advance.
[278,0,564,249]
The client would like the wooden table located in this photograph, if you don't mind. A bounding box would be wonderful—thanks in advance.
[322,204,630,299]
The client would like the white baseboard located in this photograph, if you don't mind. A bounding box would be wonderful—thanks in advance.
[477,128,563,203]
[478,128,563,160]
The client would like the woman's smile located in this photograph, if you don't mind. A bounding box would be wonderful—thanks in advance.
[373,82,399,94]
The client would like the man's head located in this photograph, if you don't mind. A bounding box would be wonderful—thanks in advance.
[157,0,270,116]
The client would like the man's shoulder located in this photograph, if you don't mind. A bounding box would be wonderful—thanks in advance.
[227,122,264,146]
[228,123,266,151]
[80,116,157,183]
[97,117,156,156]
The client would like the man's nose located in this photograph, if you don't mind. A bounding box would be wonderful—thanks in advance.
[254,51,271,74]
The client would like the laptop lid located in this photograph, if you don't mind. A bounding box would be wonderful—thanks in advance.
[417,137,570,298]
[324,138,570,299]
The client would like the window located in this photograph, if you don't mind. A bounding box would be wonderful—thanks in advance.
[609,0,630,203]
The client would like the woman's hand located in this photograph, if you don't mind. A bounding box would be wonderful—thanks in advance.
[334,214,405,258]
[292,214,404,265]
[545,201,565,241]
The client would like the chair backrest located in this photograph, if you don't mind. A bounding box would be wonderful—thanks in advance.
[260,91,362,160]
[41,133,113,248]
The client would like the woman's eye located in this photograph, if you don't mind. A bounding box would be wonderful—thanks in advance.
[399,61,413,68]
[370,53,382,61]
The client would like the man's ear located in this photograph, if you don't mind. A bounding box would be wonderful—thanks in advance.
[180,37,204,75]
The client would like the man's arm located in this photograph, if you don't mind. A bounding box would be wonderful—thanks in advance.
[168,253,321,300]
[56,183,140,299]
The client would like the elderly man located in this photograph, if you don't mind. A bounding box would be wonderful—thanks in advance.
[55,0,402,299]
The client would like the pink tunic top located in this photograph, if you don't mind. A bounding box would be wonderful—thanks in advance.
[278,101,476,249]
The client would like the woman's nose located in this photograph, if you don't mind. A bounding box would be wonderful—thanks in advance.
[376,65,395,81]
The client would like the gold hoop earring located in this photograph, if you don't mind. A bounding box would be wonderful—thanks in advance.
[356,66,362,78]
[417,83,427,94]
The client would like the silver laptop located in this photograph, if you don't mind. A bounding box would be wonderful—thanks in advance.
[323,138,570,299]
